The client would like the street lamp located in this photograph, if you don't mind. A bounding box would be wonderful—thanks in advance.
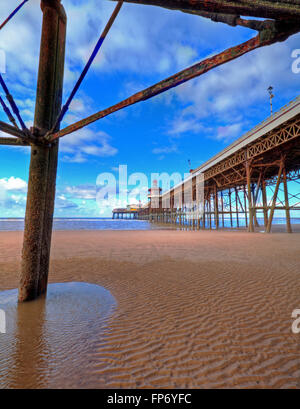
[268,86,274,116]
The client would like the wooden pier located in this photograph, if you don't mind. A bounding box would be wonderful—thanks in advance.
[112,209,140,219]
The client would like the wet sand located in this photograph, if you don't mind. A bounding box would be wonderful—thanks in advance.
[0,229,300,388]
[0,283,115,388]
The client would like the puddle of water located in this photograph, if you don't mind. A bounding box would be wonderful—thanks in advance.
[0,282,116,388]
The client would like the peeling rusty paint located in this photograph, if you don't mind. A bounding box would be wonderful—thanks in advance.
[112,0,300,20]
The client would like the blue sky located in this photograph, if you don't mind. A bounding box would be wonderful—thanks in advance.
[0,0,300,217]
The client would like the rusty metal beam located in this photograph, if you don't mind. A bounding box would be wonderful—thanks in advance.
[0,120,29,139]
[51,1,123,131]
[203,116,300,183]
[246,161,254,232]
[18,0,66,302]
[0,0,29,31]
[113,0,300,20]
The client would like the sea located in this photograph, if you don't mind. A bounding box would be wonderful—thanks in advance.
[0,217,299,232]
[0,218,167,232]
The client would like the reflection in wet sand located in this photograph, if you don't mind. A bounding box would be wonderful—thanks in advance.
[0,283,116,388]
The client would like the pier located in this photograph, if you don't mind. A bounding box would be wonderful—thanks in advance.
[112,209,140,220]
[0,0,299,301]
[139,97,300,233]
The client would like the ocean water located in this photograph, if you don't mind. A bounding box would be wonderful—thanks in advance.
[0,218,171,232]
[202,217,300,230]
[0,282,116,388]
[0,217,299,232]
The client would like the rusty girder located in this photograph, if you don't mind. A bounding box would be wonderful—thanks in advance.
[0,0,29,31]
[1,1,298,145]
[0,120,31,139]
[48,17,300,142]
[113,0,300,20]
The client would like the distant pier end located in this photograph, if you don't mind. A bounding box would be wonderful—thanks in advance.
[112,204,143,220]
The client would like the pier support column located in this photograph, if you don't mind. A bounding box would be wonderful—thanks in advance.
[261,178,268,229]
[221,191,224,228]
[283,167,292,233]
[252,183,259,228]
[229,188,233,228]
[235,187,239,228]
[19,0,66,302]
[203,197,206,229]
[246,161,254,232]
[214,184,219,229]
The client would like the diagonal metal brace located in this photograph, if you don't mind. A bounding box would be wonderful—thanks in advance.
[0,74,29,132]
[0,136,29,146]
[0,95,19,128]
[50,0,123,132]
[0,0,29,31]
[47,20,300,142]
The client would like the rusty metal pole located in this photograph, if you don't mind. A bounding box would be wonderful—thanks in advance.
[229,188,233,228]
[38,3,66,296]
[266,160,284,233]
[203,195,206,229]
[282,167,292,233]
[252,183,259,228]
[221,191,224,228]
[18,0,66,302]
[261,177,268,229]
[208,191,212,229]
[243,185,248,228]
[214,184,219,229]
[235,187,239,228]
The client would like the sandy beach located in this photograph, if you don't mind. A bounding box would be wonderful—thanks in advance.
[0,229,300,388]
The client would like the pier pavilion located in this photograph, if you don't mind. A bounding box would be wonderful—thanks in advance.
[112,209,140,220]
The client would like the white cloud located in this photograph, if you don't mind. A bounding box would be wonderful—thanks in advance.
[0,0,254,127]
[215,123,242,142]
[174,45,197,67]
[0,177,27,214]
[55,195,78,210]
[1,0,299,165]
[152,145,178,155]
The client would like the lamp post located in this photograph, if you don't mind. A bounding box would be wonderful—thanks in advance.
[268,86,274,116]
